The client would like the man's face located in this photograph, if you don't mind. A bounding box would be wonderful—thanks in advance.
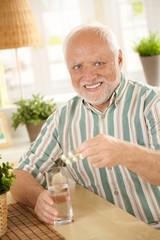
[66,30,123,111]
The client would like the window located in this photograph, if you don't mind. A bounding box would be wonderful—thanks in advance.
[0,48,35,101]
[1,0,84,103]
[103,0,148,82]
[117,0,148,81]
[43,0,82,94]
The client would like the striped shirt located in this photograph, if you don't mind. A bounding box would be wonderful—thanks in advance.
[18,73,160,224]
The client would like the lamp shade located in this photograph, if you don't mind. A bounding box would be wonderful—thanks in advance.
[0,0,41,50]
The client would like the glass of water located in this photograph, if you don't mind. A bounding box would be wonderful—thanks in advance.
[45,166,74,226]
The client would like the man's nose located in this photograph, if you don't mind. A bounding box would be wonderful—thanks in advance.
[82,66,97,81]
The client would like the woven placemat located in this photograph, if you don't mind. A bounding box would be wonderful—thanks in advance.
[1,203,65,240]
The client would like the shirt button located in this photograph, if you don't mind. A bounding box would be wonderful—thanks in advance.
[108,167,112,170]
[114,191,119,195]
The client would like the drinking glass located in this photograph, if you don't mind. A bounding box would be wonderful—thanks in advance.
[45,166,74,226]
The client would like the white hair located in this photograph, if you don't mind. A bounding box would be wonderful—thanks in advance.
[63,21,120,60]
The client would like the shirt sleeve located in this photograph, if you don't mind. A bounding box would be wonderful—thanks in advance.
[17,111,62,187]
[145,97,160,150]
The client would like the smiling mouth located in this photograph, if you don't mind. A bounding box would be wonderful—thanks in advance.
[85,82,102,89]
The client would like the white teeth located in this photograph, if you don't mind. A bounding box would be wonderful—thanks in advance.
[85,83,101,89]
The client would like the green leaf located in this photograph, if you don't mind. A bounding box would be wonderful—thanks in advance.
[11,94,57,130]
[133,32,160,56]
[0,155,16,194]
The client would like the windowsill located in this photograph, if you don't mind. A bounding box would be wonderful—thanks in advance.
[46,92,77,106]
[0,137,30,163]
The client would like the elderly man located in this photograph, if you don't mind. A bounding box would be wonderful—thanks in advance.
[11,22,160,228]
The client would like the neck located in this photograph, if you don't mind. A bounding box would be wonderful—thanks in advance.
[91,101,110,112]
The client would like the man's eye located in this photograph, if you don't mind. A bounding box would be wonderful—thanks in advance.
[73,64,81,70]
[95,62,105,67]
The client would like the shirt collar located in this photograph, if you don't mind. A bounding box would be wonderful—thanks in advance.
[114,72,128,106]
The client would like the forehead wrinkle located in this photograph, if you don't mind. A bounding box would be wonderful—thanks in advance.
[66,32,114,66]
[66,31,115,65]
[68,44,111,63]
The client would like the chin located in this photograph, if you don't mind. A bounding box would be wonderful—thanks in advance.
[85,97,108,105]
[79,90,110,104]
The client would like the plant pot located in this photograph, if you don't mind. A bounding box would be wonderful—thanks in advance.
[140,55,160,86]
[0,193,7,237]
[26,120,46,143]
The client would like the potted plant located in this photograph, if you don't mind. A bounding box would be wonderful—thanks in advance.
[0,155,15,237]
[11,94,57,142]
[133,32,160,86]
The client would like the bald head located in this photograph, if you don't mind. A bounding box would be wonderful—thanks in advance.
[63,22,120,61]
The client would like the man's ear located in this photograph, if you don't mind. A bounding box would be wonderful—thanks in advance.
[118,50,123,69]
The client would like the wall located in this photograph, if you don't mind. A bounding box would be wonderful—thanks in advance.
[145,0,160,32]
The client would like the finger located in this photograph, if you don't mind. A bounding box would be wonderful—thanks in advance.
[35,192,59,223]
[78,139,102,156]
[36,209,56,224]
[80,146,99,159]
[42,191,54,205]
[78,137,100,152]
[88,151,112,167]
[35,201,58,224]
[88,154,106,165]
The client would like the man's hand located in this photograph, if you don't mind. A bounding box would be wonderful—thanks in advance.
[34,190,58,224]
[11,170,59,224]
[77,134,160,185]
[77,134,127,168]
